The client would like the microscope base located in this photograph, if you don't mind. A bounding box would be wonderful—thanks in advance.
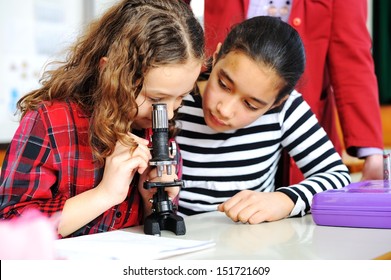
[144,212,186,236]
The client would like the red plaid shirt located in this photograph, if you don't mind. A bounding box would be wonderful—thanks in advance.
[0,101,142,237]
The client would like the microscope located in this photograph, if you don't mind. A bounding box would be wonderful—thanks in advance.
[143,103,186,236]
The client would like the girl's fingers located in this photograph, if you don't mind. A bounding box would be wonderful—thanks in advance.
[130,146,151,174]
[129,133,150,148]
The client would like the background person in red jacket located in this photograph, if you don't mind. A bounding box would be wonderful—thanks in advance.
[186,0,384,183]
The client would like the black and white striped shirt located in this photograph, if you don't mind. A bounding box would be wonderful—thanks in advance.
[176,90,351,217]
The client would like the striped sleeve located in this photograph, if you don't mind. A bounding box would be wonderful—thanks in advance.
[278,93,351,216]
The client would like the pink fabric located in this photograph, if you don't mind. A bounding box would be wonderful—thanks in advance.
[0,209,59,259]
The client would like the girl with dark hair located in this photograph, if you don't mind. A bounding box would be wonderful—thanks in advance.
[176,16,351,223]
[0,0,205,237]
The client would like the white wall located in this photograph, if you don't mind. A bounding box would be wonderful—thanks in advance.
[367,0,373,37]
[0,0,85,143]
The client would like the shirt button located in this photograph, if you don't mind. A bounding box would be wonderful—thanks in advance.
[293,17,301,27]
[116,211,122,218]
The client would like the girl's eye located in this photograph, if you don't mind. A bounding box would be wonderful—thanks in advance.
[218,79,230,92]
[148,97,162,103]
[244,100,258,111]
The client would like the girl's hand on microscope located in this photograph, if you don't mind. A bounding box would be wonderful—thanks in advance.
[137,165,180,213]
[97,134,151,207]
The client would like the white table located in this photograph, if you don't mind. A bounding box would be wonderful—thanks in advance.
[124,211,391,260]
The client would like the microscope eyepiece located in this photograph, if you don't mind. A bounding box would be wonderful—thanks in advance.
[152,103,169,130]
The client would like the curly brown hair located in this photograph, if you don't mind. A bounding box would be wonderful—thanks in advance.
[16,0,204,165]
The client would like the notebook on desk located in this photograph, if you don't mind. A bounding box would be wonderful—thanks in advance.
[54,230,215,260]
[311,180,391,229]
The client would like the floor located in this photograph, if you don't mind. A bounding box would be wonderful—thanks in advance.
[0,149,5,167]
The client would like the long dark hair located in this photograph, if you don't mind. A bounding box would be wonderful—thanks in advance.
[216,16,305,105]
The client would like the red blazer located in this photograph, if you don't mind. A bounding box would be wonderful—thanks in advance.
[203,0,383,157]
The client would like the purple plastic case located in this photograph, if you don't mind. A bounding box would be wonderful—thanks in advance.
[311,180,391,229]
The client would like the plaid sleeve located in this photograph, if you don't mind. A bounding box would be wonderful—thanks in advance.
[0,109,66,219]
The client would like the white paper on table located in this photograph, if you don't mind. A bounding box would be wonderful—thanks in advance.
[54,230,215,260]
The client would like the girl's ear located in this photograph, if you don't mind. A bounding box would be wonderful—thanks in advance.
[212,43,222,66]
[99,57,108,70]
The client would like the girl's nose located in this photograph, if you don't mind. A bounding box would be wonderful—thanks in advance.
[216,97,235,119]
[166,101,176,120]
[166,97,184,120]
